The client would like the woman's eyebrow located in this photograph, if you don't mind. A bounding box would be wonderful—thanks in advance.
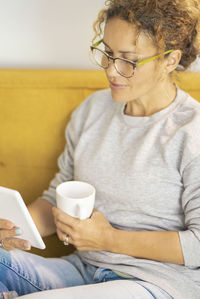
[102,40,137,54]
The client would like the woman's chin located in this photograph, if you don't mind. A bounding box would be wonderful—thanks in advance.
[110,89,129,103]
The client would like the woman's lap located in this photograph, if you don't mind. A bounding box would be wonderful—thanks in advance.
[0,248,94,296]
[0,248,173,298]
[19,280,172,299]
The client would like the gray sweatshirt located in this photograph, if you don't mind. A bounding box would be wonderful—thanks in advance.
[43,87,200,299]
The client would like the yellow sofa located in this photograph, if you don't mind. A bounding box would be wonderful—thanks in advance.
[0,69,200,258]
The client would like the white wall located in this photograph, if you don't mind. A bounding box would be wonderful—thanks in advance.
[0,0,199,70]
[0,0,105,69]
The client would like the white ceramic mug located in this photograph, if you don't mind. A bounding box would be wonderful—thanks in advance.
[56,181,96,220]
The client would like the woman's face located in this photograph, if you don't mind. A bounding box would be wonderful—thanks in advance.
[103,17,167,104]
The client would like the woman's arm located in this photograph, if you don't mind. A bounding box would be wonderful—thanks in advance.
[27,99,85,239]
[52,208,184,265]
[109,229,184,265]
[28,198,56,237]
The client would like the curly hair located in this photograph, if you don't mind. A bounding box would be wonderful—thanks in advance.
[93,0,200,69]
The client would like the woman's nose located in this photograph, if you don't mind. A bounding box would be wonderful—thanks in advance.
[106,60,119,77]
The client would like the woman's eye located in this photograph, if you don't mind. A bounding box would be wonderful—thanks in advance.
[104,47,113,56]
[124,56,138,62]
[130,59,138,64]
[105,50,113,56]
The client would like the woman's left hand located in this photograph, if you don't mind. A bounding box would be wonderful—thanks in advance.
[52,207,114,251]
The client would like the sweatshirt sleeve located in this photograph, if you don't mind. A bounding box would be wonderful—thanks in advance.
[179,156,200,267]
[41,103,86,206]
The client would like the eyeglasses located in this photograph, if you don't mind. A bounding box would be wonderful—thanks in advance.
[90,40,174,78]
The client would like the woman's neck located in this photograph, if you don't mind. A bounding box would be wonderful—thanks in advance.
[125,80,177,117]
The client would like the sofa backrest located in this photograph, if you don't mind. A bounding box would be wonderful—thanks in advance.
[0,70,108,203]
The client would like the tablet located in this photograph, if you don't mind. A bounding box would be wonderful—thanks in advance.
[0,186,46,249]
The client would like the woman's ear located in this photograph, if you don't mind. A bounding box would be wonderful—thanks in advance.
[165,50,182,73]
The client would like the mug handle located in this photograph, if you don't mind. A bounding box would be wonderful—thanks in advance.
[75,204,91,220]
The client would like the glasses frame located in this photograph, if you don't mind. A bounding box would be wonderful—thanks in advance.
[90,39,174,78]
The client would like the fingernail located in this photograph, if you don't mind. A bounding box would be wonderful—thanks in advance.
[6,222,14,229]
[25,247,31,251]
[24,242,31,250]
[15,229,22,235]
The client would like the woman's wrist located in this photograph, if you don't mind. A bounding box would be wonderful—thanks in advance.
[106,228,129,255]
[104,225,118,252]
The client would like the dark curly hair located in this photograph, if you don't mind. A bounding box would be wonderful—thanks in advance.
[93,0,200,70]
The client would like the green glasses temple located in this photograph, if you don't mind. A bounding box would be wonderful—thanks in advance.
[91,39,174,67]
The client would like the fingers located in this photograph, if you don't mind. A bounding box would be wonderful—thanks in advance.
[52,207,79,246]
[0,227,22,240]
[56,227,80,248]
[0,219,14,230]
[55,219,74,236]
[2,237,31,251]
[52,207,108,251]
[52,207,79,227]
[56,228,71,243]
[0,226,31,251]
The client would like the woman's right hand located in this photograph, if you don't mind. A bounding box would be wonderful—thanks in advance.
[0,219,31,251]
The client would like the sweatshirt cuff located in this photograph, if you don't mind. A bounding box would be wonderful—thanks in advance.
[179,230,200,267]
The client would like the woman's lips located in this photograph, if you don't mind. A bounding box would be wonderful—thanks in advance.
[109,81,127,90]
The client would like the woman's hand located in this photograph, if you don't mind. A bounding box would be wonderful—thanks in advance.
[0,219,31,251]
[52,207,114,251]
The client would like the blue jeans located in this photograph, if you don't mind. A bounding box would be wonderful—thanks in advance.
[0,248,173,298]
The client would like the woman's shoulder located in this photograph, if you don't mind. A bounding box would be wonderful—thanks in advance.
[72,88,114,118]
[67,88,115,133]
[165,88,200,167]
[176,88,200,120]
[175,88,200,149]
[168,88,200,144]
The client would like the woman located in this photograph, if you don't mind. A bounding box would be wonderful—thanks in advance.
[0,0,200,298]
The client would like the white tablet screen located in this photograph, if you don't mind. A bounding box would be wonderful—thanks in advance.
[0,186,46,249]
